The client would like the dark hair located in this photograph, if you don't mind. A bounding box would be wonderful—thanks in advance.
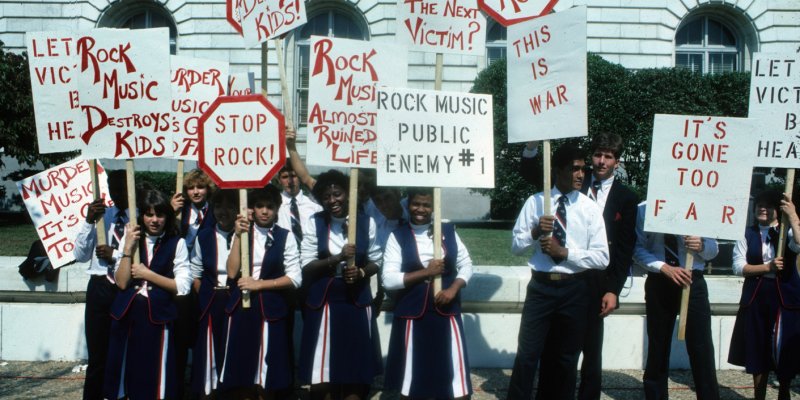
[249,184,282,208]
[137,189,177,235]
[312,169,349,203]
[590,132,624,159]
[211,189,239,208]
[552,143,587,171]
[279,163,294,174]
[754,189,782,211]
[406,187,433,202]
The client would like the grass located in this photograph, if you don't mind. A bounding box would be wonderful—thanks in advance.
[0,223,529,266]
[0,223,39,256]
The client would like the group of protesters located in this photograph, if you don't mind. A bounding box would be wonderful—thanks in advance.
[72,130,799,400]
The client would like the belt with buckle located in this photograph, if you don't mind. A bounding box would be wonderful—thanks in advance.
[532,270,583,282]
[214,285,230,291]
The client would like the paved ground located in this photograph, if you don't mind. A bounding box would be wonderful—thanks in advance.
[1,361,799,399]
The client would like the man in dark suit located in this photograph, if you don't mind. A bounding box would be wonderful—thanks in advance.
[520,133,639,400]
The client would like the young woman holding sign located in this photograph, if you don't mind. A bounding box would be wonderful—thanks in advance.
[218,185,301,398]
[382,187,474,399]
[298,170,383,400]
[103,189,193,400]
[188,189,238,398]
[729,190,800,400]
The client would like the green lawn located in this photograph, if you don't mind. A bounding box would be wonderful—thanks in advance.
[0,223,529,266]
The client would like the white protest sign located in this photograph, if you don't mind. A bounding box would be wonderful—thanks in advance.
[170,56,229,160]
[26,31,83,154]
[306,37,408,168]
[506,6,587,143]
[396,0,487,56]
[227,72,255,96]
[376,87,494,188]
[238,0,307,48]
[748,53,800,168]
[76,28,172,159]
[479,0,559,27]
[644,114,756,240]
[16,158,111,268]
[198,95,286,189]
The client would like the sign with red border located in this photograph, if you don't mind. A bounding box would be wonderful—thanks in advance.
[227,0,243,34]
[198,95,286,189]
[478,0,558,27]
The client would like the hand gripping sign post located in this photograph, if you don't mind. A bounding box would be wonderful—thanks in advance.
[645,114,756,339]
[198,95,286,308]
[377,87,495,292]
[506,7,587,246]
[395,0,486,292]
[748,52,800,266]
[479,0,558,27]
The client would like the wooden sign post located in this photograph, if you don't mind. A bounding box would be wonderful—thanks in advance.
[198,95,286,308]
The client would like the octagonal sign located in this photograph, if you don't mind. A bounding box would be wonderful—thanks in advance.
[479,0,558,27]
[227,0,243,34]
[198,95,286,189]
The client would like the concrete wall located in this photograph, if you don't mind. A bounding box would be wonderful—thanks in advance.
[0,257,745,370]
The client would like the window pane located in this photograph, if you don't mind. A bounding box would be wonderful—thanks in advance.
[676,19,702,45]
[297,44,310,126]
[487,47,505,64]
[487,24,506,41]
[676,53,703,73]
[299,14,330,39]
[122,13,148,29]
[333,13,364,39]
[710,53,736,74]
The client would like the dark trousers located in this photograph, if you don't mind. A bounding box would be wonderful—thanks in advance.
[643,271,719,400]
[83,275,118,400]
[537,276,605,400]
[174,292,197,399]
[507,275,591,400]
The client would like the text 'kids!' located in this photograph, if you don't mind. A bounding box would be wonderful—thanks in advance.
[218,185,300,399]
[104,190,193,400]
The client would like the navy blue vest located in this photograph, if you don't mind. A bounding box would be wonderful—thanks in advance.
[195,226,229,320]
[180,202,216,238]
[392,223,460,318]
[742,225,800,308]
[226,225,291,320]
[304,211,372,309]
[110,234,180,323]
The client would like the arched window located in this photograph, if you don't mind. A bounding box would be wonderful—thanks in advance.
[486,23,507,64]
[98,1,178,54]
[675,16,739,74]
[294,9,368,127]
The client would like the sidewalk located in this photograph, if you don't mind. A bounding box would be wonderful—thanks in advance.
[0,361,797,399]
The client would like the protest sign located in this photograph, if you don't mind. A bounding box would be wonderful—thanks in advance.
[227,72,255,96]
[237,0,307,48]
[376,87,494,188]
[76,28,172,159]
[305,37,408,168]
[26,31,82,154]
[198,95,286,189]
[748,52,800,168]
[170,56,229,160]
[396,0,487,56]
[506,6,586,143]
[227,0,245,34]
[479,0,558,27]
[644,114,757,240]
[16,159,111,268]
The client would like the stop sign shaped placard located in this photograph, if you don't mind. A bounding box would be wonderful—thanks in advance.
[479,0,558,26]
[227,0,243,34]
[198,95,285,189]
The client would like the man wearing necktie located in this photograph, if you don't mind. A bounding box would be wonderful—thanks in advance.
[508,144,609,400]
[633,202,720,400]
[276,165,322,249]
[521,134,640,400]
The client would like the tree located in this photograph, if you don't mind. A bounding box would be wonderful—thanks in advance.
[470,54,750,218]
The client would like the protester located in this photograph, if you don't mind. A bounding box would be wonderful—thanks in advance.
[382,187,474,399]
[218,185,301,399]
[275,163,322,248]
[189,189,238,398]
[73,170,128,400]
[298,170,383,400]
[528,134,639,400]
[103,189,193,400]
[507,144,609,400]
[729,190,800,400]
[634,202,720,400]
